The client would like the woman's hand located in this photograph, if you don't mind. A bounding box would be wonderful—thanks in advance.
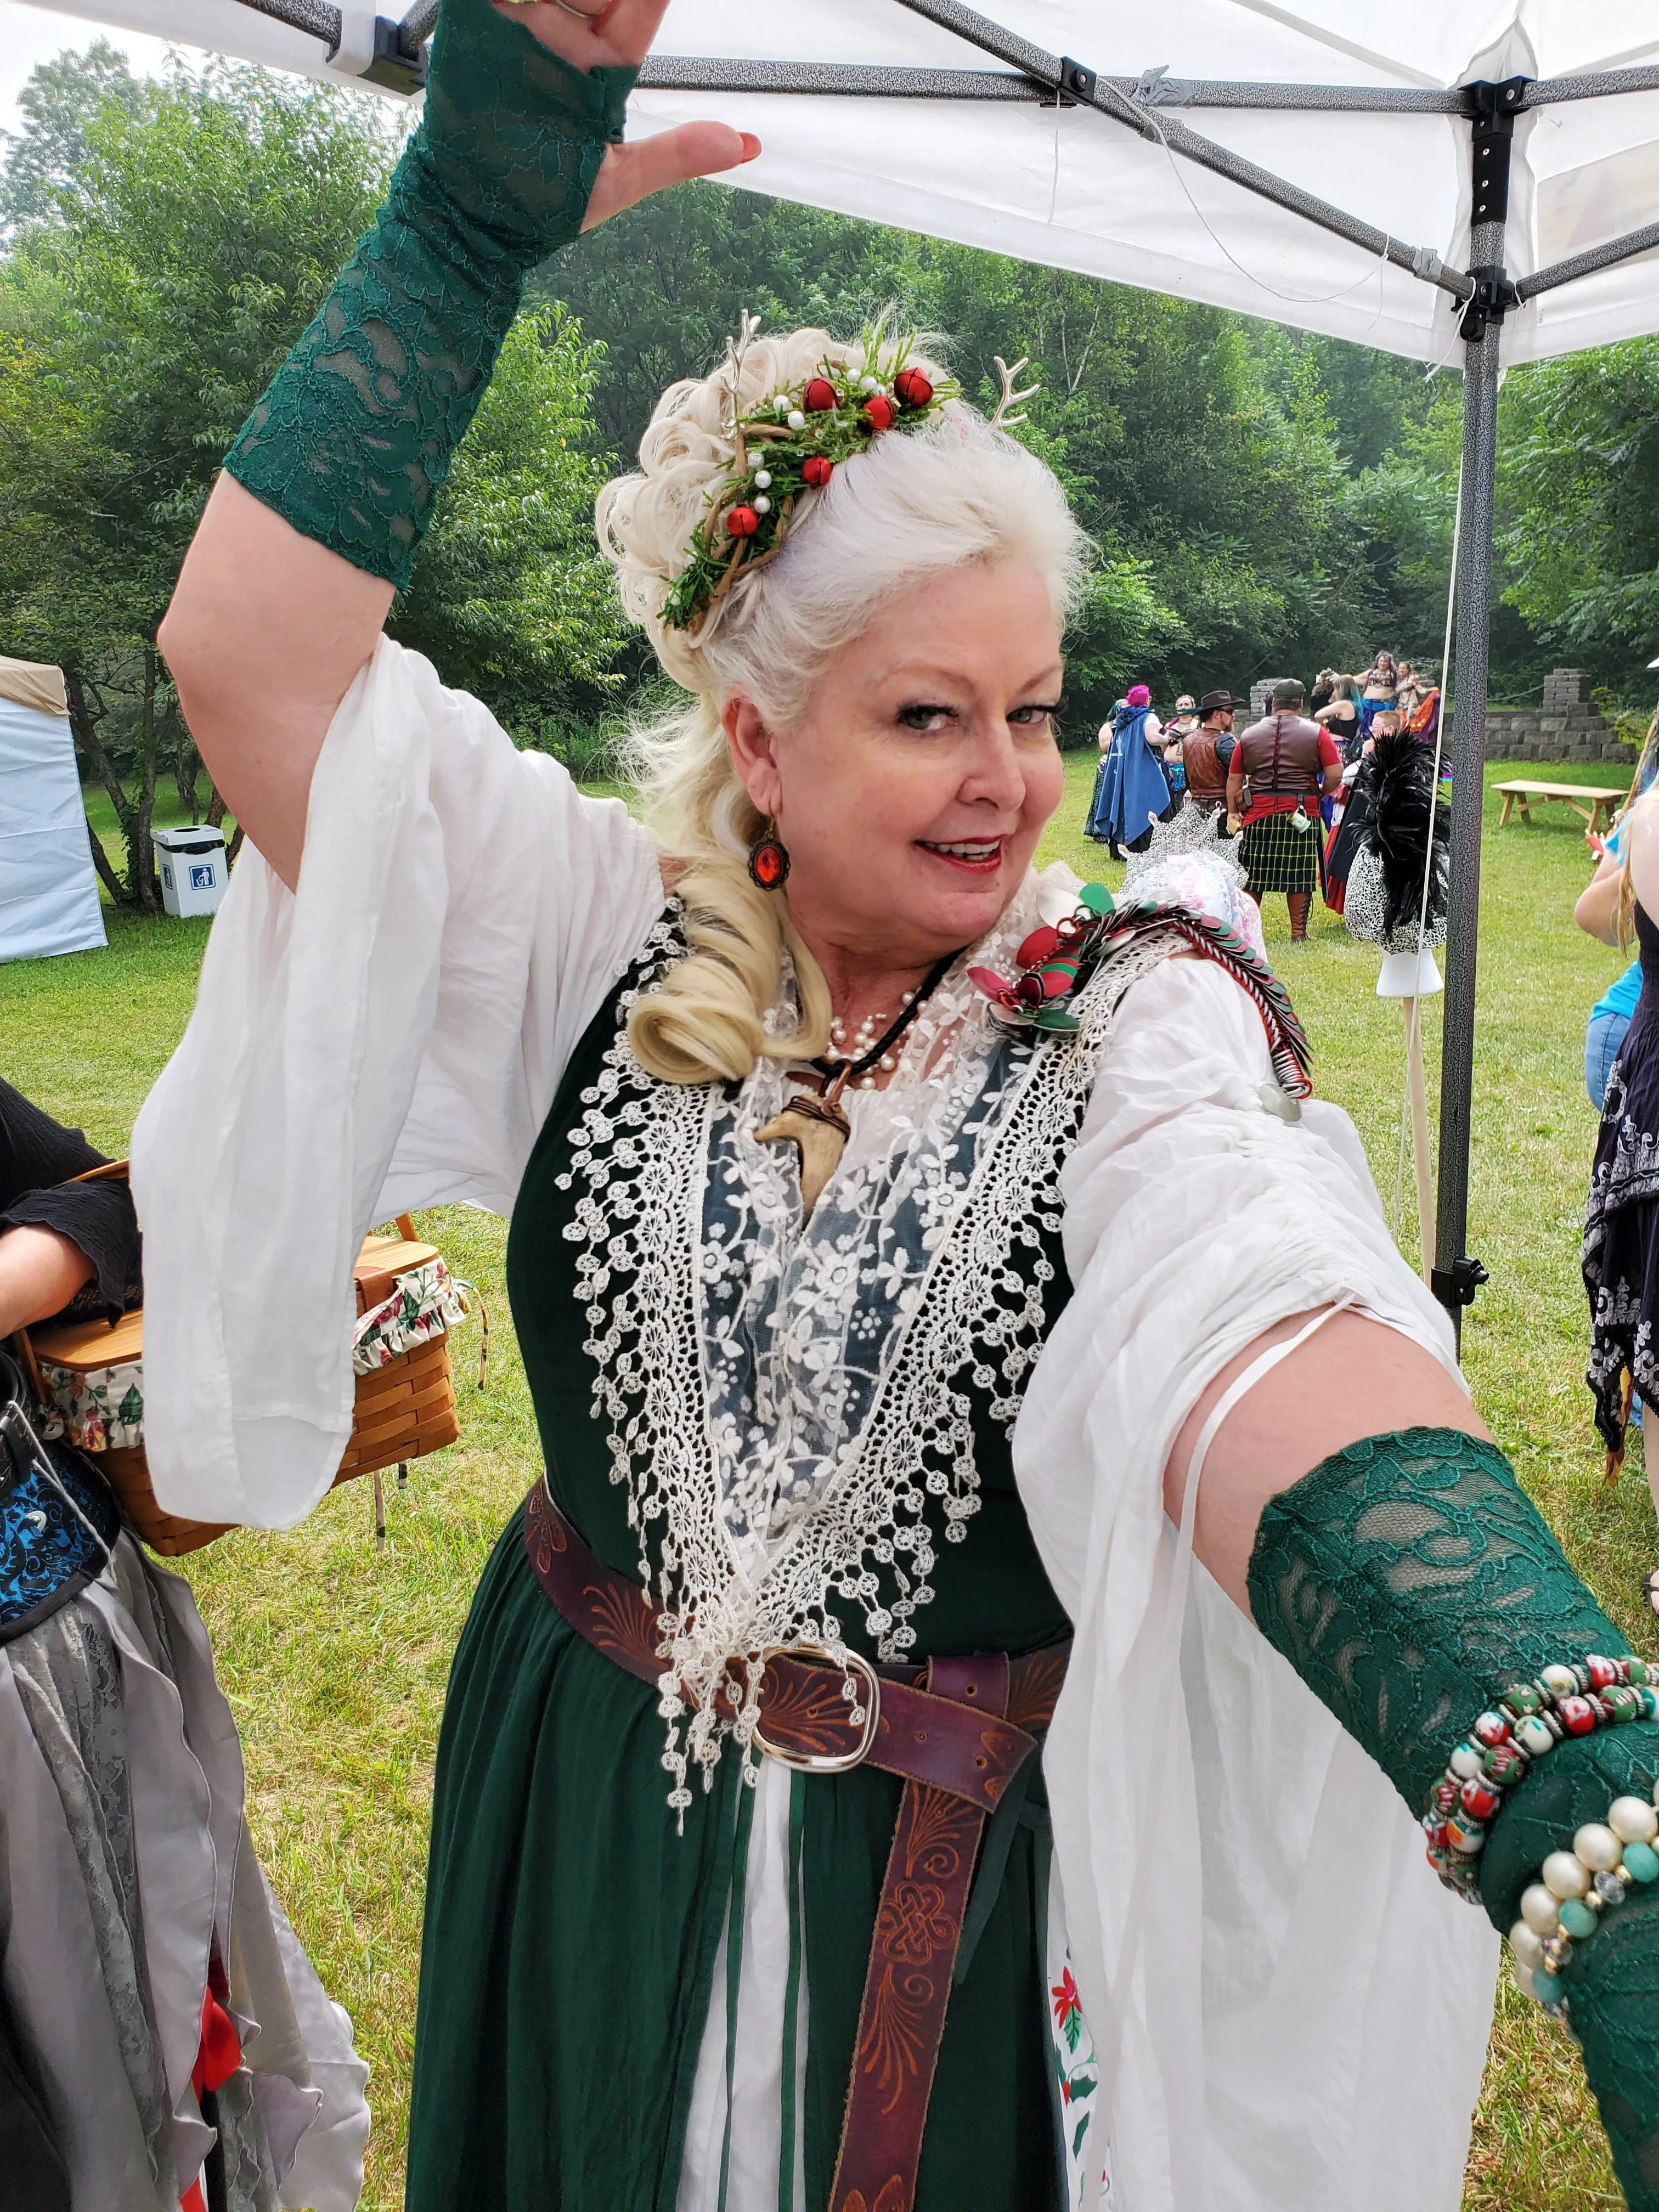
[490,0,759,229]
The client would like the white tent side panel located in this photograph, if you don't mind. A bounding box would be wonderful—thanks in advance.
[0,696,107,962]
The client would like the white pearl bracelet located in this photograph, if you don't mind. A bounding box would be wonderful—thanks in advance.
[1508,1785,1659,2017]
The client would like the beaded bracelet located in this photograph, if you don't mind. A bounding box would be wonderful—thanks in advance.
[1508,1787,1659,2020]
[1423,1654,1659,1899]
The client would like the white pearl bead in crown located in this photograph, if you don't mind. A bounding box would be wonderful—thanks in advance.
[753,496,771,515]
[1521,1883,1561,1934]
[754,470,771,488]
[1574,1823,1622,1872]
[1510,1921,1547,1973]
[787,410,806,431]
[1609,1797,1659,1846]
[1543,1850,1592,1899]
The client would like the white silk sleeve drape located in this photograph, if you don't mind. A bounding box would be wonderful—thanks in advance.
[130,637,662,1528]
[1014,956,1499,2212]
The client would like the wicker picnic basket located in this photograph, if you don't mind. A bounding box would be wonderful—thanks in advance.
[13,1209,467,1556]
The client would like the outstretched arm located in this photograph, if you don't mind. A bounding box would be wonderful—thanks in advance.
[1170,1305,1659,2210]
[159,0,754,888]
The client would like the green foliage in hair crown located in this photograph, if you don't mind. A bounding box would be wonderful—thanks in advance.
[660,327,960,636]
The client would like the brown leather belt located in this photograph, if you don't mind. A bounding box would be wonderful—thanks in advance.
[523,1480,1069,2212]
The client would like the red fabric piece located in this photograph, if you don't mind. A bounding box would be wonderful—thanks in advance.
[180,2182,208,2212]
[192,1983,242,2098]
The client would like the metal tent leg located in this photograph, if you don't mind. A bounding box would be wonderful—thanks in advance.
[1431,91,1522,1351]
[1434,330,1499,1351]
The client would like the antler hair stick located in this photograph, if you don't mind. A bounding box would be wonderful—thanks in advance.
[989,354,1040,428]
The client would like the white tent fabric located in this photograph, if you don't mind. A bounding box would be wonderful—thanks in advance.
[0,658,106,961]
[20,0,1659,362]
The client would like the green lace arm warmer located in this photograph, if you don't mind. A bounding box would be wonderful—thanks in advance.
[1248,1427,1659,2210]
[224,0,633,586]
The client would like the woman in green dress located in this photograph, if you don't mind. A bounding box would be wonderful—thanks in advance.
[141,3,1659,2206]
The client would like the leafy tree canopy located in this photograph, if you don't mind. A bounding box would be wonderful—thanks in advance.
[0,37,145,237]
[0,51,623,899]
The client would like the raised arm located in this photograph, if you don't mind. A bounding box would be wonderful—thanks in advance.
[159,0,754,887]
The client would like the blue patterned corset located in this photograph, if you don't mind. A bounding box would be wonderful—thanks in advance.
[0,1411,121,1643]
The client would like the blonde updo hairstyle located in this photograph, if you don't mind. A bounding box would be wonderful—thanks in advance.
[596,327,1088,1087]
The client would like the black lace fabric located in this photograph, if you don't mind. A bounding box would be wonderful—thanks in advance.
[225,0,634,585]
[1248,1427,1659,2209]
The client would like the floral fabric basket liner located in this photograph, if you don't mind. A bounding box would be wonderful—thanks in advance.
[40,1256,472,1451]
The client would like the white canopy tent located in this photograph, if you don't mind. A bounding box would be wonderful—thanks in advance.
[21,0,1659,1330]
[0,654,106,961]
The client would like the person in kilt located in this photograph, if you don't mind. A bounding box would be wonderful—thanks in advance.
[1227,679,1341,940]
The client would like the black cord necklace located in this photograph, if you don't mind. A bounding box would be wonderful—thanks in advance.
[809,948,961,1084]
[755,947,963,1217]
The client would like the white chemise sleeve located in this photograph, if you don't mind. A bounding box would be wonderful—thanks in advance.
[1013,955,1498,2212]
[131,638,662,1528]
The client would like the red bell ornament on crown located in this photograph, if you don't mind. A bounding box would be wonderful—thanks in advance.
[802,455,834,488]
[802,376,837,413]
[726,505,760,539]
[862,394,896,431]
[894,366,934,409]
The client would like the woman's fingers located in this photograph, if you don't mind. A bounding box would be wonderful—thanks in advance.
[583,123,760,229]
[489,0,673,69]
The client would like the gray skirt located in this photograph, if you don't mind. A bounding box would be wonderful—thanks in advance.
[0,1531,369,2210]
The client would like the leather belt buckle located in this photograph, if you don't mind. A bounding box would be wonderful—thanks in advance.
[753,1643,882,1774]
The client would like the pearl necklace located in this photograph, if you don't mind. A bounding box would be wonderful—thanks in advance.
[827,991,918,1088]
[755,953,959,1214]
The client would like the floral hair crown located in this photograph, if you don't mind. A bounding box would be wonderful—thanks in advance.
[661,320,1032,636]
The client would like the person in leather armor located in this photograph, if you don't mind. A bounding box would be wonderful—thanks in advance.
[1181,689,1242,826]
[1227,679,1342,940]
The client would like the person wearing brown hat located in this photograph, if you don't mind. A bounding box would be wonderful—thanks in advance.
[1182,690,1242,825]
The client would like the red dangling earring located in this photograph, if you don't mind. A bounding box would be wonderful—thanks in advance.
[747,821,790,890]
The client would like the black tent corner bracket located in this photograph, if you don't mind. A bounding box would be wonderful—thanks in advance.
[1432,1256,1490,1312]
[1457,76,1528,338]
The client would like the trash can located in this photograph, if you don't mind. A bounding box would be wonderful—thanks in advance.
[153,825,229,918]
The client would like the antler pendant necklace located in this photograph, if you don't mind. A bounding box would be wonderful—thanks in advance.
[755,950,960,1217]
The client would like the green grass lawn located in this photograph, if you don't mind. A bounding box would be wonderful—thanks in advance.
[1,753,1646,2209]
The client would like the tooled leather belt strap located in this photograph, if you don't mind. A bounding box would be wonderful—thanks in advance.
[523,1479,1070,2210]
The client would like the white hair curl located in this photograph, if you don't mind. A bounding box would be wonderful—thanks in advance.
[594,326,1088,1087]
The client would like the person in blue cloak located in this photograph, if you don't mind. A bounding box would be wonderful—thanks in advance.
[1086,684,1175,855]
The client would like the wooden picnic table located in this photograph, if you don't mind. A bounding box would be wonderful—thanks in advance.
[1493,778,1627,836]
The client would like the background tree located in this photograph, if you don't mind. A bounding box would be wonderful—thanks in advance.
[1499,339,1659,690]
[389,307,631,758]
[0,53,628,902]
[0,38,144,238]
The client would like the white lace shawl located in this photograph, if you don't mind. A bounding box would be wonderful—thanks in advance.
[554,876,1181,1806]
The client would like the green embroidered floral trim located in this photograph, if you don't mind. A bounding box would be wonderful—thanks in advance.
[225,0,634,586]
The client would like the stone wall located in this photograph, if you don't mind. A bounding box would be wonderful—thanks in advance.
[1483,670,1636,766]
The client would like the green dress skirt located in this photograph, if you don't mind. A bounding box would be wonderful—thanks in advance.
[405,958,1077,2212]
